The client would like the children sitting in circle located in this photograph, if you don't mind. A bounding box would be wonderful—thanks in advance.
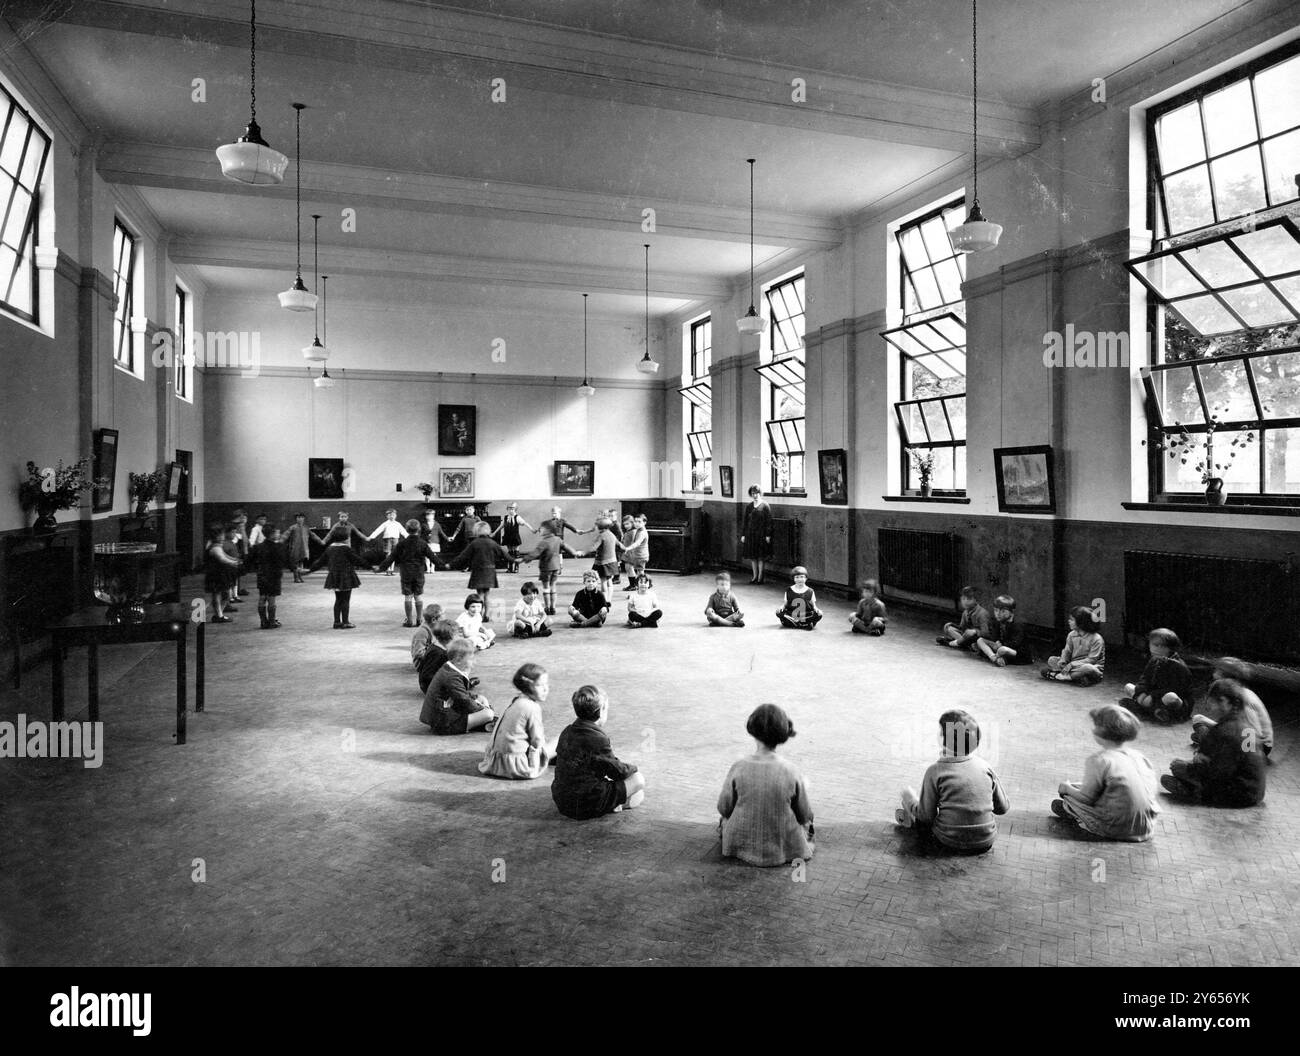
[422,639,495,735]
[937,585,991,651]
[776,566,822,629]
[551,685,646,819]
[848,578,887,635]
[1120,628,1193,723]
[626,573,662,628]
[569,570,610,627]
[717,703,814,866]
[974,595,1031,666]
[511,581,553,638]
[1041,605,1106,685]
[705,571,745,627]
[895,709,1010,854]
[1161,679,1266,807]
[1050,703,1159,841]
[456,592,496,650]
[478,662,558,780]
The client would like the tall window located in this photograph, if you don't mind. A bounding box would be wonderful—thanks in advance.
[112,219,138,371]
[680,316,712,492]
[174,283,193,402]
[884,199,967,493]
[0,81,51,323]
[1128,42,1300,501]
[755,272,806,493]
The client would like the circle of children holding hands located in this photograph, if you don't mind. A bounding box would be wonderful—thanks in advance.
[207,505,1274,860]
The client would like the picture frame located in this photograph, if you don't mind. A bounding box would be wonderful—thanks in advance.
[438,404,477,456]
[439,468,475,497]
[719,465,734,498]
[92,428,119,512]
[993,444,1057,513]
[817,448,848,505]
[308,458,346,500]
[163,461,184,503]
[553,460,594,496]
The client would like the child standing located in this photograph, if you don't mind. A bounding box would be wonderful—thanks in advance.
[478,662,559,780]
[895,709,1010,853]
[517,523,578,616]
[456,592,496,650]
[975,595,1031,665]
[620,514,649,589]
[284,512,313,583]
[251,523,288,629]
[776,566,822,629]
[937,585,990,650]
[1162,679,1267,806]
[368,509,409,574]
[569,570,610,627]
[1051,704,1159,840]
[203,523,240,623]
[551,685,645,819]
[422,639,495,735]
[378,520,440,626]
[1041,606,1106,685]
[419,510,452,572]
[450,504,481,556]
[247,513,268,548]
[588,517,622,602]
[1120,628,1193,724]
[308,525,369,629]
[491,502,533,573]
[705,571,745,627]
[848,578,887,635]
[511,582,553,638]
[626,573,662,628]
[229,510,250,598]
[541,505,588,544]
[450,521,510,615]
[221,522,243,611]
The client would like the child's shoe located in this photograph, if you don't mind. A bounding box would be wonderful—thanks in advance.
[935,635,949,645]
[734,619,745,628]
[1152,706,1171,724]
[893,807,912,828]
[1160,774,1196,798]
[1050,799,1069,819]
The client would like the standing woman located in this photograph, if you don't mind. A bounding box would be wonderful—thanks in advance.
[739,485,773,584]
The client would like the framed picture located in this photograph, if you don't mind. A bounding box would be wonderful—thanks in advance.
[719,465,734,498]
[92,428,119,512]
[163,461,185,502]
[994,445,1057,513]
[308,458,345,499]
[553,460,594,496]
[818,448,848,505]
[439,468,475,497]
[438,404,477,456]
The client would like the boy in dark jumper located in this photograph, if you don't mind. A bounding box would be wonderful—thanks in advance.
[975,595,1032,666]
[1121,628,1194,724]
[938,586,991,651]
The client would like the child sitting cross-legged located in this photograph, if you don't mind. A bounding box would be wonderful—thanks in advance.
[1191,659,1274,758]
[1120,628,1193,724]
[776,566,822,630]
[1050,703,1160,841]
[974,595,1032,666]
[848,578,887,636]
[551,685,646,819]
[626,573,663,628]
[417,618,460,695]
[936,585,990,651]
[511,581,553,638]
[568,570,610,627]
[477,662,558,780]
[705,571,745,627]
[456,592,496,650]
[1161,679,1266,807]
[1040,606,1105,685]
[421,639,495,736]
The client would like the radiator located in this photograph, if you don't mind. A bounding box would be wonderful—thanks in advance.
[878,527,961,599]
[1124,549,1299,662]
[769,518,801,567]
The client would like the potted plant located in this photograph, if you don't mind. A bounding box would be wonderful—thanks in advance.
[128,470,167,517]
[18,459,97,534]
[416,481,435,502]
[910,450,936,497]
[1145,401,1265,505]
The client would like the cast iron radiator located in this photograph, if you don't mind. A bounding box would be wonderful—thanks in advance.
[1123,549,1299,661]
[878,527,960,599]
[769,518,801,567]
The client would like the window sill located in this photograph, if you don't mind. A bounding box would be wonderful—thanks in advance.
[764,491,807,499]
[1122,501,1300,517]
[882,494,971,504]
[681,490,712,496]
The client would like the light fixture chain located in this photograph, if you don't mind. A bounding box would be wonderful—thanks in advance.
[250,0,257,122]
[971,0,978,202]
[294,105,301,275]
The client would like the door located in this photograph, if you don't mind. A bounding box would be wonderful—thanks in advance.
[174,449,194,571]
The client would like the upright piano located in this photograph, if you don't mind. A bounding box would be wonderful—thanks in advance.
[620,499,706,575]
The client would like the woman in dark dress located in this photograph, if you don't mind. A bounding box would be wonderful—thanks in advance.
[740,485,773,584]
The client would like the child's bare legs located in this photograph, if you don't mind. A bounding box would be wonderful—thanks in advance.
[1067,663,1102,685]
[852,616,885,636]
[403,595,417,626]
[512,619,533,638]
[209,591,227,621]
[938,623,963,645]
[466,703,496,732]
[895,786,920,826]
[618,771,647,810]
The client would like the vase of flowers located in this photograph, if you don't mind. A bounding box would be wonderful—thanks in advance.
[128,470,166,517]
[19,459,96,535]
[910,450,936,497]
[1144,401,1264,505]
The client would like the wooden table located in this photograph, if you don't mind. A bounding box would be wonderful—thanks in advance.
[49,603,204,744]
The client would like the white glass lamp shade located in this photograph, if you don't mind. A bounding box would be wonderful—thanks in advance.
[736,306,767,335]
[216,121,288,186]
[577,379,596,396]
[636,353,660,375]
[950,201,1002,253]
[302,338,328,362]
[313,371,335,389]
[279,277,317,312]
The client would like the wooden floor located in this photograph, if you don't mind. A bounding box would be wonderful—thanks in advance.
[1,566,1296,966]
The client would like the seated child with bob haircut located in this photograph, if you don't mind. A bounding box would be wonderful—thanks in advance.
[551,685,646,819]
[1041,606,1106,685]
[1120,628,1193,724]
[456,592,496,650]
[776,566,822,630]
[937,585,991,650]
[975,595,1031,666]
[1051,703,1159,841]
[848,578,887,635]
[705,571,745,627]
[511,581,553,638]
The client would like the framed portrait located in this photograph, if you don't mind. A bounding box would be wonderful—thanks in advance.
[818,448,848,505]
[439,468,475,497]
[164,461,185,502]
[92,428,119,512]
[308,458,345,499]
[994,445,1057,513]
[553,460,594,496]
[719,465,734,498]
[438,404,477,456]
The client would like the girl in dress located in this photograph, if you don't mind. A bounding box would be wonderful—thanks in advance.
[284,512,313,583]
[717,704,815,866]
[626,573,662,627]
[739,485,773,584]
[1050,704,1160,841]
[203,523,240,623]
[308,525,368,629]
[776,566,822,629]
[478,662,559,779]
[450,521,510,614]
[1041,606,1106,685]
[491,502,534,573]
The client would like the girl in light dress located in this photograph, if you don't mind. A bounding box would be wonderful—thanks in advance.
[478,662,559,780]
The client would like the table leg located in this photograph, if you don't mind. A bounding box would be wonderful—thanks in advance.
[87,643,99,723]
[195,621,205,713]
[51,633,64,721]
[176,631,187,745]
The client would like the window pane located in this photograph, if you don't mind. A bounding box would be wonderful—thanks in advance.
[1157,102,1207,172]
[920,218,953,265]
[18,134,45,189]
[1163,166,1215,233]
[934,258,964,305]
[1273,276,1300,315]
[1181,239,1256,287]
[910,266,942,310]
[1250,350,1300,418]
[1231,224,1299,278]
[921,399,951,441]
[1255,54,1300,136]
[1262,130,1300,206]
[898,225,928,271]
[1173,293,1242,335]
[930,447,956,491]
[1265,427,1300,493]
[0,243,19,298]
[2,187,31,247]
[789,454,805,491]
[1196,359,1254,422]
[775,388,803,419]
[954,447,967,491]
[1157,365,1205,425]
[1141,253,1204,298]
[1218,284,1295,329]
[1202,80,1258,155]
[0,117,26,175]
[900,403,927,443]
[946,396,967,440]
[1209,148,1267,219]
[1162,432,1259,490]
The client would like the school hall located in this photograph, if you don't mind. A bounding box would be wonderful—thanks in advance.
[0,1,1297,968]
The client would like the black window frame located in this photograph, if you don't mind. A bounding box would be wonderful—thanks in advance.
[0,81,51,324]
[112,218,139,372]
[761,272,806,494]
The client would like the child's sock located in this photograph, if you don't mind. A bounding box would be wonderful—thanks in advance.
[257,598,269,627]
[267,598,277,625]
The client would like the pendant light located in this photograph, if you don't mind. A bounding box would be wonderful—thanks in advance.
[736,158,767,335]
[950,0,1003,253]
[278,103,316,311]
[313,275,335,387]
[636,243,660,375]
[302,214,327,361]
[577,293,596,396]
[216,0,288,185]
